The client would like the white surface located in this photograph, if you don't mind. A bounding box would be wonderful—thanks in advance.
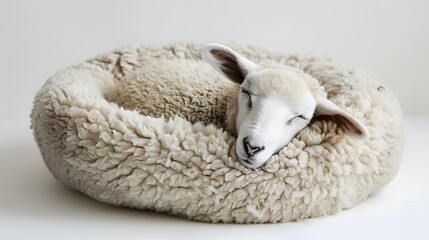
[1,116,428,240]
[0,0,428,121]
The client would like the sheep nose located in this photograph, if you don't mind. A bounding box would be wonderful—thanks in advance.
[243,137,264,157]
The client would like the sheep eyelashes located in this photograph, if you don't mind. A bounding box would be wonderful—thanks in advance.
[202,43,369,168]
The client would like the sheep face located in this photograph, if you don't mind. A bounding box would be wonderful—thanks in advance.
[233,70,316,168]
[203,44,369,169]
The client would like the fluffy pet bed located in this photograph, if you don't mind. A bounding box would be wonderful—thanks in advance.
[31,43,404,223]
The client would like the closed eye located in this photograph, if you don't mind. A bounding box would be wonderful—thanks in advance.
[286,114,308,126]
[241,88,250,96]
[241,88,252,108]
[296,114,308,120]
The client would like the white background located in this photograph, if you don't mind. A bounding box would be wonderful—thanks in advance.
[0,0,428,120]
[1,1,428,239]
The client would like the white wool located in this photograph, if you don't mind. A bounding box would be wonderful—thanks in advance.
[30,43,404,223]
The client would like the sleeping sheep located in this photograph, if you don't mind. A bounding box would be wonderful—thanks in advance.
[31,42,404,223]
[108,43,369,169]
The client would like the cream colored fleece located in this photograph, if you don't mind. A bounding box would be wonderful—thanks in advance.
[106,59,235,131]
[30,43,404,223]
[106,59,326,135]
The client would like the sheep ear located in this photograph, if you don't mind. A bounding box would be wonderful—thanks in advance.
[202,43,260,84]
[313,97,370,141]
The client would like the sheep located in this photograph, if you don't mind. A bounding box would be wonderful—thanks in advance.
[107,43,369,169]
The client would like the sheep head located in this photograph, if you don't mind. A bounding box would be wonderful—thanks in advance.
[202,43,369,169]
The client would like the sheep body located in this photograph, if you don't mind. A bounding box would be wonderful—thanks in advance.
[31,43,404,223]
[107,59,326,135]
[107,59,234,130]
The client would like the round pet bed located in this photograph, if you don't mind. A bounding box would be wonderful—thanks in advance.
[30,43,404,223]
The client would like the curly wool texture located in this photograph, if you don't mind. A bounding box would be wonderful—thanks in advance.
[106,59,235,132]
[31,43,404,223]
[106,58,327,135]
